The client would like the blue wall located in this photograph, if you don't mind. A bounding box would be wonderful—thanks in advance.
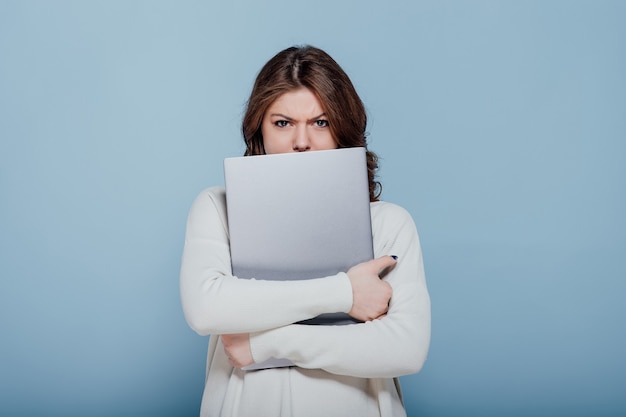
[1,1,624,416]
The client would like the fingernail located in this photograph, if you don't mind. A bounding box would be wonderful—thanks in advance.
[391,255,398,260]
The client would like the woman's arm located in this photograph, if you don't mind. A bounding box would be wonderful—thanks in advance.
[246,202,431,378]
[180,187,354,335]
[180,187,393,337]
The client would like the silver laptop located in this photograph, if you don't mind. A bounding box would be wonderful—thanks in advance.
[224,148,374,369]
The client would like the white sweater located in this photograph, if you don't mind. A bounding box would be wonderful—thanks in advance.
[180,186,431,417]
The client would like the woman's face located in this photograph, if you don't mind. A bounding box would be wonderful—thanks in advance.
[261,88,337,154]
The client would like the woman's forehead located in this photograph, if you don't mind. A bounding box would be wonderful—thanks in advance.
[265,87,325,117]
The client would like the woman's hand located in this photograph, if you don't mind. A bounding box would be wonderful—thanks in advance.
[221,333,254,368]
[347,255,396,321]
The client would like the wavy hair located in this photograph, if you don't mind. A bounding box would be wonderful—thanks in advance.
[242,45,381,201]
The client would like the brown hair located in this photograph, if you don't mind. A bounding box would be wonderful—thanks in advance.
[242,45,382,201]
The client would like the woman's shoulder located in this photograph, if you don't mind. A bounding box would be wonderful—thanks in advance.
[370,200,419,233]
[371,200,414,221]
[370,200,421,253]
[193,186,226,206]
[203,185,226,198]
[187,186,227,220]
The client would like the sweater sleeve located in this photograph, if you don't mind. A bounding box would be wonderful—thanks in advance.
[248,202,431,378]
[179,187,353,335]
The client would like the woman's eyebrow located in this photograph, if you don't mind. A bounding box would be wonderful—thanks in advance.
[268,113,293,120]
[307,113,327,122]
[268,113,327,122]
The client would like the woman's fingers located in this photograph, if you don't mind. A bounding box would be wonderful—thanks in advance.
[347,256,396,321]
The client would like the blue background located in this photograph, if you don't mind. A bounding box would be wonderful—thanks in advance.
[1,1,624,416]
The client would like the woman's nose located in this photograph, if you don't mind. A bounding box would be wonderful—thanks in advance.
[292,126,311,152]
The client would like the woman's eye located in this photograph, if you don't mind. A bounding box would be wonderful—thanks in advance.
[315,119,329,127]
[275,120,290,128]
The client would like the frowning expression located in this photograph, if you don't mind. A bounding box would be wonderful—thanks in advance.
[261,88,337,154]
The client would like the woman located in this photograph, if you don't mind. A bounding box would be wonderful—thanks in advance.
[180,45,430,417]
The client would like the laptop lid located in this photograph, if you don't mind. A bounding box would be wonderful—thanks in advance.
[224,146,373,300]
